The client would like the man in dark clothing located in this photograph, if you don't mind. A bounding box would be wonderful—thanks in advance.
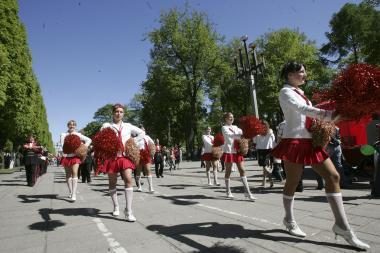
[154,139,164,178]
[80,146,94,183]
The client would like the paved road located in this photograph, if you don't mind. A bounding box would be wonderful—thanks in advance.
[0,160,379,253]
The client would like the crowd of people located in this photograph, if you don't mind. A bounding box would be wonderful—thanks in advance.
[17,61,372,250]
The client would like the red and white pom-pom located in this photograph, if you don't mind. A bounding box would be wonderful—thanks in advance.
[239,138,249,155]
[213,133,224,147]
[125,138,140,165]
[331,63,380,120]
[92,128,123,161]
[148,142,156,157]
[211,146,223,160]
[239,115,266,139]
[63,134,82,154]
[310,120,336,148]
[74,143,88,161]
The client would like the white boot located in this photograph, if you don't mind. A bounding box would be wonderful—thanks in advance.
[332,224,370,250]
[225,178,233,198]
[67,177,73,198]
[213,170,220,186]
[136,176,142,192]
[147,175,154,193]
[110,189,120,216]
[241,176,256,201]
[124,187,136,222]
[206,171,213,186]
[71,177,78,201]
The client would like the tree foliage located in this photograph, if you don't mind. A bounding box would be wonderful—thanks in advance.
[0,0,53,152]
[142,7,226,158]
[321,2,380,66]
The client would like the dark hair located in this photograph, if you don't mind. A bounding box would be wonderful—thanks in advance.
[280,61,305,81]
[112,103,124,113]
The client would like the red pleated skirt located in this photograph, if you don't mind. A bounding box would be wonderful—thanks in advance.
[201,153,214,161]
[60,157,81,167]
[221,153,244,163]
[139,149,152,166]
[271,138,328,165]
[98,157,135,174]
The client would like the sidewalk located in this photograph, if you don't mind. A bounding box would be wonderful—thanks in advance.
[0,160,379,253]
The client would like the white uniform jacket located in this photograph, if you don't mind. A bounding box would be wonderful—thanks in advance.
[279,84,333,139]
[202,134,214,153]
[222,125,243,154]
[253,129,276,150]
[135,135,154,150]
[101,122,145,157]
[60,132,92,157]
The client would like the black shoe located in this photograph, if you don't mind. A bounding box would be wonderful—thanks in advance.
[160,175,164,178]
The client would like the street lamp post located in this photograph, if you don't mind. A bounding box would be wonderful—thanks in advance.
[234,35,265,118]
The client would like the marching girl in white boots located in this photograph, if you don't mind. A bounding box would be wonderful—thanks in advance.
[221,112,256,201]
[272,61,369,250]
[202,126,220,186]
[134,125,155,193]
[60,120,92,201]
[99,104,145,222]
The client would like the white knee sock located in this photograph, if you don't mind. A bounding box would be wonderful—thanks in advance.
[241,176,252,194]
[326,192,350,230]
[136,176,141,189]
[67,177,73,195]
[110,188,119,209]
[206,171,211,184]
[213,170,219,184]
[147,175,154,191]
[283,194,295,222]
[72,177,78,196]
[124,187,134,214]
[225,178,231,194]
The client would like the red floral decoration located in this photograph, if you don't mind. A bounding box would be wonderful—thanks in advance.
[92,128,123,161]
[316,64,380,121]
[213,133,224,147]
[239,116,266,139]
[62,134,82,154]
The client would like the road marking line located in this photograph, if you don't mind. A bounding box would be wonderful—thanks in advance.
[93,218,128,253]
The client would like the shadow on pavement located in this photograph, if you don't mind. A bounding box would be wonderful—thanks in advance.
[156,194,218,205]
[147,222,357,252]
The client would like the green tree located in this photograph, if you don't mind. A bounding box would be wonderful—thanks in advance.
[145,7,225,158]
[0,0,53,151]
[321,2,380,66]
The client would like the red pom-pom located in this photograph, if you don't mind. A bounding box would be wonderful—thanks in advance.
[239,115,266,138]
[92,128,124,161]
[317,63,380,120]
[62,134,82,154]
[213,133,224,147]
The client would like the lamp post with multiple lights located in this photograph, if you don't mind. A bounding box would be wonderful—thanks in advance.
[234,35,265,118]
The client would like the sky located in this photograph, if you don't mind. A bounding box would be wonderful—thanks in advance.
[18,0,361,145]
